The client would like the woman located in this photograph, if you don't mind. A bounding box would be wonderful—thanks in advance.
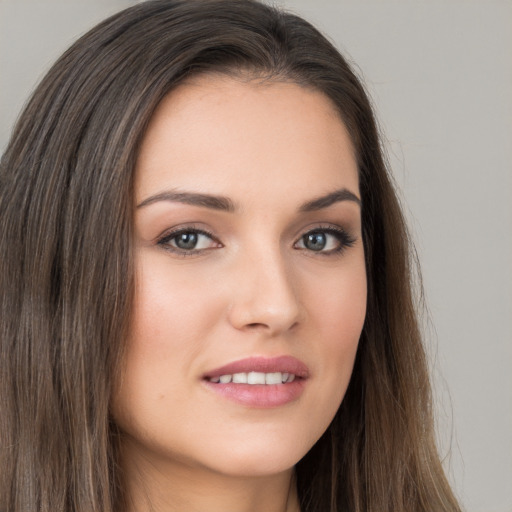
[0,1,461,511]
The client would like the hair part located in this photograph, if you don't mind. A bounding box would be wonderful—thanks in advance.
[0,1,461,511]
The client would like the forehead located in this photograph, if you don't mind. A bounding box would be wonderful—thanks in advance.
[135,75,359,207]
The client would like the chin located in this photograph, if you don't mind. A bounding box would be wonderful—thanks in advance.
[204,454,299,478]
[189,431,316,478]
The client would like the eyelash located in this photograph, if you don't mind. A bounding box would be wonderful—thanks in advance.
[156,225,356,257]
[296,226,357,256]
[157,227,220,256]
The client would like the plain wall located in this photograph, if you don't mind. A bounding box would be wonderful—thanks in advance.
[1,1,511,511]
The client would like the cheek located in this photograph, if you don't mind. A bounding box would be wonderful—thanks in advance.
[302,258,366,413]
[307,256,367,347]
[131,254,224,349]
[112,255,223,424]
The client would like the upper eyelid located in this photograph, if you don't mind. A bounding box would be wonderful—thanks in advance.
[295,226,355,244]
[295,224,355,239]
[157,225,217,242]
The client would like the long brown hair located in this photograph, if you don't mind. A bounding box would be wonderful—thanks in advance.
[0,1,461,511]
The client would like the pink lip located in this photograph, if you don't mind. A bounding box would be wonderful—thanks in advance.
[202,356,309,408]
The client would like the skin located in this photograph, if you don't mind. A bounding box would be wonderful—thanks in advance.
[112,75,367,512]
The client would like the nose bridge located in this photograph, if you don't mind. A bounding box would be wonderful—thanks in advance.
[228,239,301,334]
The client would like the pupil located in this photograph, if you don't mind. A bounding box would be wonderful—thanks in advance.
[176,232,198,249]
[305,232,326,251]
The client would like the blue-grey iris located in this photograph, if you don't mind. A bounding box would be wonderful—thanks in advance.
[175,232,198,250]
[304,232,327,251]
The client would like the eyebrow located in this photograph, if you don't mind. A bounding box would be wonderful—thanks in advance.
[136,187,360,212]
[137,190,236,211]
[299,188,361,211]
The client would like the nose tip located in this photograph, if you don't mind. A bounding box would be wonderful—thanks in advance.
[227,256,301,336]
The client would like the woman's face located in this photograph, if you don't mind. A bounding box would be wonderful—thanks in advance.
[112,76,367,478]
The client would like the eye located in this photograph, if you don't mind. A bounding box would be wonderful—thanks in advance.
[295,227,356,254]
[157,228,220,254]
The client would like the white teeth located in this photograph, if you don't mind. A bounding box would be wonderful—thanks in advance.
[232,372,248,383]
[265,372,282,385]
[209,372,297,385]
[247,372,266,384]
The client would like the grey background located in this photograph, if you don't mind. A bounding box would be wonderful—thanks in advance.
[1,1,511,511]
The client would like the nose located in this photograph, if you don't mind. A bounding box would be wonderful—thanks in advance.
[227,248,301,336]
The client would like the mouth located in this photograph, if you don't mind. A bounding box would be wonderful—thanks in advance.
[202,356,308,407]
[206,371,297,384]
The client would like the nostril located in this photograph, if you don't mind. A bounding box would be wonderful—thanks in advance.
[244,320,299,332]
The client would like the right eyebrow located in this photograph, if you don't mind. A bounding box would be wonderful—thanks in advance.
[136,190,236,212]
[299,188,361,212]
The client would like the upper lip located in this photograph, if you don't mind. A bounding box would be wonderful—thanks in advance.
[203,356,309,379]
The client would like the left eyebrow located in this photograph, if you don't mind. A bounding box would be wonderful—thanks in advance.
[299,188,361,212]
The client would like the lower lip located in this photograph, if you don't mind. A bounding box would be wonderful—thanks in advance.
[202,379,306,408]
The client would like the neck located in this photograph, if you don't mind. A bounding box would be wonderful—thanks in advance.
[119,443,301,512]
